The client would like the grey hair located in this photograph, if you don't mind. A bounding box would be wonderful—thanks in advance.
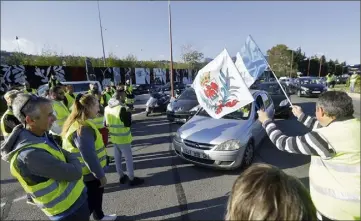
[317,91,354,118]
[12,94,52,124]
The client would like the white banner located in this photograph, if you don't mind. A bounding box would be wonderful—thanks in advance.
[193,49,254,119]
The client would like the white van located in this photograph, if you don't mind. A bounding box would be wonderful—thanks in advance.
[37,81,102,97]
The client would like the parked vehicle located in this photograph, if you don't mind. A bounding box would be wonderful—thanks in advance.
[253,82,292,119]
[166,87,200,123]
[159,82,185,92]
[37,81,102,97]
[336,75,349,84]
[145,91,171,116]
[132,84,162,95]
[172,90,275,170]
[294,77,327,97]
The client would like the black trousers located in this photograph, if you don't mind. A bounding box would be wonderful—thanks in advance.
[84,179,105,220]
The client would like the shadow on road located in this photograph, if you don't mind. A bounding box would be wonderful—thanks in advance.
[122,195,228,220]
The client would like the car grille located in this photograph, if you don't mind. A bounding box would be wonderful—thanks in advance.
[183,139,215,150]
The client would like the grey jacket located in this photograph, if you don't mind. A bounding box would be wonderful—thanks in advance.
[1,125,83,182]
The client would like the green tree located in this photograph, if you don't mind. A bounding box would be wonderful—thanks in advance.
[180,44,204,69]
[267,44,292,77]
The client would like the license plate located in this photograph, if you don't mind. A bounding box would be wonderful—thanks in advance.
[182,147,209,159]
[175,118,186,123]
[312,91,321,94]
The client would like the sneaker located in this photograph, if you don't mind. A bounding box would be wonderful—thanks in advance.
[129,177,144,186]
[26,198,36,206]
[119,175,129,184]
[100,214,117,221]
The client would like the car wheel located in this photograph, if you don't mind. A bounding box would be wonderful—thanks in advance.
[241,141,254,169]
[297,90,302,97]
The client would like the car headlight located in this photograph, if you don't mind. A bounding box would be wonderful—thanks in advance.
[167,103,173,111]
[214,139,241,151]
[173,132,182,143]
[301,86,309,91]
[279,99,289,107]
[190,105,200,112]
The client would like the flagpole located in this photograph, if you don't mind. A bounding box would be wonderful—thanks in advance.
[97,0,106,67]
[168,0,174,98]
[249,35,293,107]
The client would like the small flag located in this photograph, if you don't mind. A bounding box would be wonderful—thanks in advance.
[193,49,254,119]
[236,35,268,88]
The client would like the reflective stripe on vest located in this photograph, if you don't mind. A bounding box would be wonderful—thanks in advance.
[310,119,360,220]
[62,120,107,175]
[104,105,132,144]
[90,116,104,129]
[52,101,70,128]
[0,109,13,139]
[9,143,85,216]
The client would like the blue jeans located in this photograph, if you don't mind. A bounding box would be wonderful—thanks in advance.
[350,82,355,93]
[114,143,134,180]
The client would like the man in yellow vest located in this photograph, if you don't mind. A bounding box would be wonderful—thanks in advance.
[1,90,21,141]
[104,89,144,186]
[0,93,90,220]
[326,73,333,88]
[23,82,37,95]
[350,72,359,93]
[49,86,70,146]
[101,86,113,107]
[257,91,360,221]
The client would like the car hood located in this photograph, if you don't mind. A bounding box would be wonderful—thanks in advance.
[171,99,199,112]
[300,84,325,90]
[177,116,250,145]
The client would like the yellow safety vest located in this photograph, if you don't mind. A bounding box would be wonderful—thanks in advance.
[310,118,360,220]
[103,93,112,105]
[62,120,107,176]
[90,115,105,129]
[0,109,14,140]
[64,93,75,110]
[104,104,132,144]
[125,91,135,105]
[52,101,70,131]
[9,143,85,217]
[23,88,37,95]
[111,88,116,95]
[350,74,359,84]
[326,75,333,83]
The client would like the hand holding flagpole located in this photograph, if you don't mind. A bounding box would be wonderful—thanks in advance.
[248,35,293,107]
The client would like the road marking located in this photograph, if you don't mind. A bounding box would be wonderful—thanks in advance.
[13,195,27,202]
[133,111,145,116]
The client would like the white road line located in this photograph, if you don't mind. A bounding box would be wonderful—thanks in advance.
[13,195,27,202]
[133,111,146,116]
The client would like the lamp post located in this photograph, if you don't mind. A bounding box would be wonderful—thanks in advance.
[315,53,325,77]
[97,0,106,67]
[168,0,174,97]
[15,36,21,53]
[289,47,300,78]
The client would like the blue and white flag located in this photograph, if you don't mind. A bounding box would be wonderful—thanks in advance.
[235,35,268,88]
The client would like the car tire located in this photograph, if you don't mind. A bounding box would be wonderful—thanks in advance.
[241,141,254,169]
[297,90,302,97]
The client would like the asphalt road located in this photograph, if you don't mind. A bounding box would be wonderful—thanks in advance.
[1,95,359,220]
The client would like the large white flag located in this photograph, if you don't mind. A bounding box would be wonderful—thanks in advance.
[235,52,254,88]
[193,49,254,119]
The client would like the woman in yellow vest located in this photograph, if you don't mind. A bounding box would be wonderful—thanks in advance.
[61,93,116,221]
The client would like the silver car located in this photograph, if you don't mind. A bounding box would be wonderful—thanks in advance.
[172,90,275,170]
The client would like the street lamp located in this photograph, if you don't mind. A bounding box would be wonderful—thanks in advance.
[303,57,311,76]
[289,47,300,78]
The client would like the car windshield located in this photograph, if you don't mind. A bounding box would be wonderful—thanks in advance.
[178,88,197,100]
[300,78,320,85]
[258,84,284,95]
[197,103,252,120]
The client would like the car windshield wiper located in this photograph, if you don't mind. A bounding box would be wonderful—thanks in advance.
[222,115,241,120]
